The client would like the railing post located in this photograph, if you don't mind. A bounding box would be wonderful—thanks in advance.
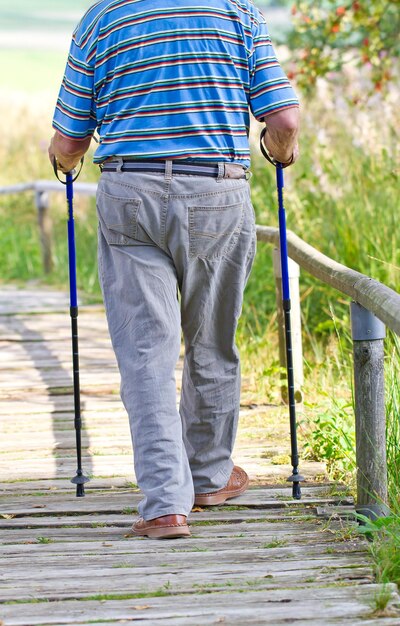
[35,190,53,274]
[273,248,303,402]
[350,302,389,518]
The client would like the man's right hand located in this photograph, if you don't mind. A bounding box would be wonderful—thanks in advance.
[48,131,92,174]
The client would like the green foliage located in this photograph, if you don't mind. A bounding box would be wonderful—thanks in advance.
[36,536,53,544]
[288,0,400,94]
[357,511,400,589]
[385,335,400,510]
[302,399,356,481]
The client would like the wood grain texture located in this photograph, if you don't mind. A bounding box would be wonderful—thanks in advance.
[1,290,399,625]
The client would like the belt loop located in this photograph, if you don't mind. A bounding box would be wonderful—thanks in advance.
[217,162,224,183]
[116,158,124,173]
[165,160,173,181]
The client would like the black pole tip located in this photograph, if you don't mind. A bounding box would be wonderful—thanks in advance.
[71,473,90,498]
[76,483,85,497]
[292,482,302,500]
[287,473,305,500]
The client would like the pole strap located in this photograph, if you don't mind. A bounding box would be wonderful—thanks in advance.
[259,127,294,168]
[52,157,84,184]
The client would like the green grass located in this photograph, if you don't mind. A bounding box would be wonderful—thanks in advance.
[0,1,92,32]
[0,50,67,95]
[262,538,288,548]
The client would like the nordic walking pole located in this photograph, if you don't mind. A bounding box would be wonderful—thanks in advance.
[54,159,89,497]
[260,129,304,499]
[275,163,304,499]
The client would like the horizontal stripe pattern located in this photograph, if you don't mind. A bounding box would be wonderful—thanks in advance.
[53,0,299,166]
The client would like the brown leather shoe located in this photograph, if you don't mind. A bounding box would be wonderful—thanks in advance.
[132,514,191,539]
[194,465,249,506]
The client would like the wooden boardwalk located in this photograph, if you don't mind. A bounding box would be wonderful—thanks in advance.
[1,287,400,626]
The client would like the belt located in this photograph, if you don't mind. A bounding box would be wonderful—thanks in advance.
[100,159,250,180]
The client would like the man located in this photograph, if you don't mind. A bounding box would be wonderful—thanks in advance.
[49,0,299,539]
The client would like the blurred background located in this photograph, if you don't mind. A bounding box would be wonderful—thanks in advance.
[0,0,399,518]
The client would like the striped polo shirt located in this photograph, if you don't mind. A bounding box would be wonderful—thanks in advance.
[53,0,299,167]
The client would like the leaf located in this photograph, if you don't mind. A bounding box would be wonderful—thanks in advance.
[191,506,204,512]
[133,605,150,610]
[0,514,15,519]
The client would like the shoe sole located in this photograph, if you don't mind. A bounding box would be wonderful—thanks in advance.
[194,474,250,506]
[132,526,191,539]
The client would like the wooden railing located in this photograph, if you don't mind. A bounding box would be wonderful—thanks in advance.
[2,180,399,517]
[258,226,399,518]
[0,181,97,274]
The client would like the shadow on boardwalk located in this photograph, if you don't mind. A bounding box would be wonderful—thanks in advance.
[0,288,93,485]
[1,287,400,626]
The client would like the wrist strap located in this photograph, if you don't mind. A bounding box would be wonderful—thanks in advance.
[259,127,294,168]
[52,157,84,184]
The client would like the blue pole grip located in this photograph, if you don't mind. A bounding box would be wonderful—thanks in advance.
[66,172,78,309]
[276,164,290,302]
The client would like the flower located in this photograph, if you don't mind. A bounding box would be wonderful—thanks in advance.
[331,24,340,33]
[336,6,346,16]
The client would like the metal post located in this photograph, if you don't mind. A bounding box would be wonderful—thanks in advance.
[35,190,53,274]
[350,302,389,519]
[273,248,303,402]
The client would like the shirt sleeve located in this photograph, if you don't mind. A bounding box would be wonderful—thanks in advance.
[52,36,97,139]
[249,16,299,120]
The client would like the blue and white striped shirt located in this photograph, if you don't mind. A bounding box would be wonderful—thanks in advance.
[53,0,299,167]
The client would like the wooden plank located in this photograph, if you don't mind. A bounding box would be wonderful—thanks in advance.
[0,460,326,493]
[44,607,400,626]
[0,371,121,392]
[0,478,135,494]
[0,438,132,454]
[0,519,338,545]
[0,456,134,480]
[0,288,70,315]
[46,617,400,626]
[2,584,399,626]
[0,395,125,415]
[0,507,328,529]
[0,561,374,603]
[0,460,326,482]
[0,482,346,503]
[0,485,352,515]
[0,526,353,554]
[0,501,352,520]
[1,541,368,570]
[317,505,358,519]
[0,550,372,579]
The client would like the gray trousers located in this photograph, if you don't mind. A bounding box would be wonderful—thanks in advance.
[96,165,256,520]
